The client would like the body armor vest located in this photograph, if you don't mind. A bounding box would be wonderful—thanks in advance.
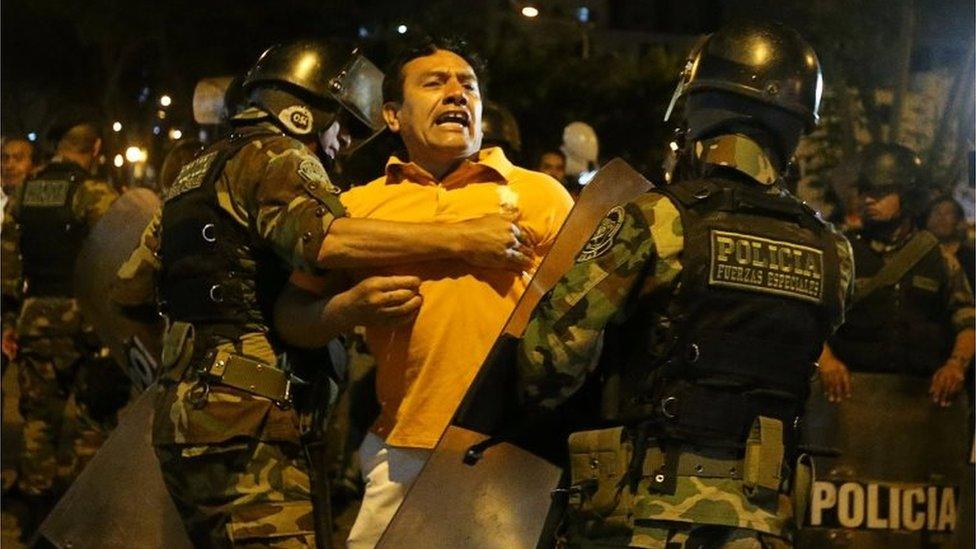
[830,232,951,376]
[616,174,843,447]
[18,161,90,297]
[159,126,290,342]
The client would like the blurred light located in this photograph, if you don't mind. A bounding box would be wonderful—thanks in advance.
[112,121,123,132]
[577,6,590,22]
[153,126,162,135]
[397,24,408,34]
[358,26,370,38]
[578,170,596,185]
[169,128,183,140]
[159,95,172,107]
[669,141,679,151]
[125,146,147,163]
[113,154,124,167]
[27,132,36,142]
[157,110,167,119]
[521,6,539,17]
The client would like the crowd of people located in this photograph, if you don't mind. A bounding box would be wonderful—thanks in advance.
[0,19,973,549]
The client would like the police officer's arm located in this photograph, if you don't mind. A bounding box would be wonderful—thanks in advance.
[517,194,681,411]
[818,234,857,403]
[321,214,533,271]
[73,179,120,228]
[111,212,161,306]
[250,143,531,273]
[929,254,976,406]
[274,273,422,348]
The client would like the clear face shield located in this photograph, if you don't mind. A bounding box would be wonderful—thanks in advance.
[328,50,386,156]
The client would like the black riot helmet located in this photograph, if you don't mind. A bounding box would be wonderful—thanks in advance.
[243,40,385,140]
[666,21,823,130]
[856,142,927,215]
[481,102,522,157]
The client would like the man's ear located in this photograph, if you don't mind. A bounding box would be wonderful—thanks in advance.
[382,101,401,133]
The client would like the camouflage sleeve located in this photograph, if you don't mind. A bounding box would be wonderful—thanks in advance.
[111,211,161,306]
[942,252,975,333]
[226,136,345,274]
[832,231,856,331]
[73,178,120,228]
[1,200,21,330]
[517,193,684,410]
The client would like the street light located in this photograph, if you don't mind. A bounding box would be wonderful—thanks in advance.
[397,24,408,34]
[113,154,124,167]
[169,129,183,140]
[160,95,172,107]
[521,5,539,17]
[125,146,147,163]
[112,121,123,132]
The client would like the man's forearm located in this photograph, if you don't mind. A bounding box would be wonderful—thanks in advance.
[274,282,352,348]
[317,217,459,268]
[948,328,975,368]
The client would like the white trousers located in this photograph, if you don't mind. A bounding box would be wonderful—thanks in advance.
[346,431,432,549]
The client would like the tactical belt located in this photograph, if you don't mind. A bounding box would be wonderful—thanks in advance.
[199,350,293,406]
[645,416,785,497]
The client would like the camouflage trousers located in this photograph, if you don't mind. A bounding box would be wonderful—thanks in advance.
[156,439,317,548]
[14,297,131,497]
[15,334,122,497]
[565,521,790,548]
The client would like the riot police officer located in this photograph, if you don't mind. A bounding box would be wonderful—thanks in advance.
[153,40,532,547]
[516,22,854,547]
[819,143,975,406]
[10,121,128,536]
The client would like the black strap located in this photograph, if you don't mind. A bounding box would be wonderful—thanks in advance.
[853,231,939,305]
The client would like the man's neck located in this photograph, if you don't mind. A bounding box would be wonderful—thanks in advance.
[413,156,466,182]
[864,216,914,246]
[55,152,92,172]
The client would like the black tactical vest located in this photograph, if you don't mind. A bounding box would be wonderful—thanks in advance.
[159,126,291,341]
[830,232,952,376]
[18,161,91,297]
[618,174,843,446]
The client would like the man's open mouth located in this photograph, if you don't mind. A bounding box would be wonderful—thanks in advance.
[435,110,470,128]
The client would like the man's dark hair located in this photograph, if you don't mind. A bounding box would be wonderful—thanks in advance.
[925,195,966,223]
[57,123,101,155]
[381,35,487,104]
[538,150,565,163]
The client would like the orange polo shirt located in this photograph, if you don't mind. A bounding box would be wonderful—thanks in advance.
[295,147,572,448]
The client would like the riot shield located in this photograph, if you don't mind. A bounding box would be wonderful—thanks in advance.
[37,386,192,548]
[74,188,163,391]
[377,159,653,548]
[799,373,974,548]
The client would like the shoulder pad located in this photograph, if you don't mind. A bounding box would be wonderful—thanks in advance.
[656,179,722,207]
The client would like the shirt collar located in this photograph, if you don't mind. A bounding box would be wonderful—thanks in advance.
[384,146,515,188]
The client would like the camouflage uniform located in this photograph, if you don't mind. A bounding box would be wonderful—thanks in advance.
[518,138,854,548]
[9,163,125,503]
[153,112,343,547]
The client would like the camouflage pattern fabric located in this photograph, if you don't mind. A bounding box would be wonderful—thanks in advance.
[566,520,791,548]
[156,439,315,548]
[13,298,125,496]
[153,116,346,546]
[518,187,855,544]
[2,191,22,337]
[110,210,161,307]
[11,173,124,504]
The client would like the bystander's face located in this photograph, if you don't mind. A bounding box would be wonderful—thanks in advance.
[926,200,963,241]
[537,152,566,182]
[384,49,482,170]
[1,139,33,189]
[859,188,902,223]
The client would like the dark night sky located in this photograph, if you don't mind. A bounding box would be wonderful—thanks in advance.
[1,0,972,177]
